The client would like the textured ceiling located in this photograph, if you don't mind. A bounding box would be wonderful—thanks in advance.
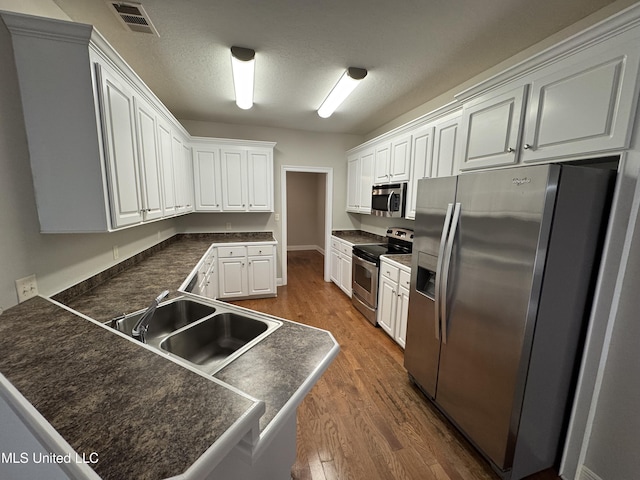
[52,0,624,135]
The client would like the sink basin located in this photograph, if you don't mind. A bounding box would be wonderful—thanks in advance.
[112,298,216,343]
[160,312,279,372]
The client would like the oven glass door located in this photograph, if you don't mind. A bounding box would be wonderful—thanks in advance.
[352,255,379,307]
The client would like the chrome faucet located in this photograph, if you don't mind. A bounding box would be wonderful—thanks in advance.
[132,290,170,343]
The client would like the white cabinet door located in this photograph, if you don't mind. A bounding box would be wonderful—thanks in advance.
[134,98,164,221]
[97,63,143,228]
[521,45,640,162]
[182,144,194,213]
[433,114,461,178]
[218,257,248,298]
[346,155,361,212]
[221,148,248,211]
[247,149,273,211]
[157,122,176,217]
[171,135,187,214]
[390,134,412,182]
[406,125,434,220]
[377,275,397,336]
[395,285,410,349]
[340,253,352,297]
[330,247,341,284]
[459,85,527,171]
[193,147,222,211]
[373,142,392,184]
[248,255,275,295]
[359,150,374,213]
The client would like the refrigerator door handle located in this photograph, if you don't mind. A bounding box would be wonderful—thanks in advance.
[440,202,461,344]
[434,203,454,341]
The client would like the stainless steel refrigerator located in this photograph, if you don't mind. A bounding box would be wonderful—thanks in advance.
[404,163,614,479]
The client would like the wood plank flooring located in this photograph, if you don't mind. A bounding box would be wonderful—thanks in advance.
[231,251,561,480]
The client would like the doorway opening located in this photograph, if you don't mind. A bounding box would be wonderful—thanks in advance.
[281,166,333,285]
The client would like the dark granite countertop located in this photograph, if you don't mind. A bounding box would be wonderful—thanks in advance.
[0,297,261,480]
[381,254,413,269]
[332,229,386,244]
[0,232,338,479]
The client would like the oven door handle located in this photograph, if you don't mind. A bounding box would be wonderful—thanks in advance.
[353,254,377,269]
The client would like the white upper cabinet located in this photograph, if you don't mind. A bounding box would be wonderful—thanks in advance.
[347,150,374,214]
[373,135,412,184]
[247,149,273,211]
[406,125,434,220]
[373,142,392,184]
[432,112,461,178]
[359,150,374,213]
[221,148,247,211]
[456,17,640,169]
[346,154,361,212]
[134,97,164,221]
[218,144,275,213]
[458,85,527,171]
[96,62,143,229]
[521,42,640,162]
[389,134,412,182]
[157,121,177,217]
[193,146,222,212]
[2,12,275,232]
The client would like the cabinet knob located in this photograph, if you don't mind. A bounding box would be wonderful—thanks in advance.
[523,144,532,150]
[250,204,253,207]
[243,204,246,207]
[507,147,514,153]
[259,250,262,254]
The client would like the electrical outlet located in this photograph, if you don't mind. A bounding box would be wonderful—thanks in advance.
[226,222,232,230]
[113,245,119,260]
[274,213,280,222]
[15,275,38,303]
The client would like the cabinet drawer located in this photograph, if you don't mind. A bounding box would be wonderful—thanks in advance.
[331,238,341,250]
[217,246,247,258]
[399,270,411,289]
[380,262,399,282]
[340,243,352,256]
[247,245,272,256]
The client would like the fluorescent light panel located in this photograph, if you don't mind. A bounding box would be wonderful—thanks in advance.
[318,67,367,118]
[231,46,255,110]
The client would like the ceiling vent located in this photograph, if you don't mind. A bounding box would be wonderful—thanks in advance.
[107,1,159,36]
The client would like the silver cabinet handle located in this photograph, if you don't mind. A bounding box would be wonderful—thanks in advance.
[507,147,514,153]
[441,202,462,345]
[523,143,532,150]
[434,203,454,341]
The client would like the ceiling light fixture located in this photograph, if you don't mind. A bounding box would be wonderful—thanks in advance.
[231,46,255,110]
[317,67,368,118]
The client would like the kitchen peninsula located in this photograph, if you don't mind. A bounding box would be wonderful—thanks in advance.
[0,233,339,480]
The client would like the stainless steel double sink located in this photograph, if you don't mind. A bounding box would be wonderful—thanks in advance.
[109,297,282,375]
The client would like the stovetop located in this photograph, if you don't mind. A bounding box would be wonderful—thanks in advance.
[352,227,413,265]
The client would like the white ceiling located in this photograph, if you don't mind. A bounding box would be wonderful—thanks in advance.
[52,0,624,135]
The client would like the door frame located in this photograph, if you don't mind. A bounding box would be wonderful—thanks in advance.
[280,165,333,285]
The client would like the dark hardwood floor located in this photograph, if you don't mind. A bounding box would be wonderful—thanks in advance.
[231,251,561,480]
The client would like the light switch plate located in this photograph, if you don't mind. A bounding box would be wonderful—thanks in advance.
[15,274,38,303]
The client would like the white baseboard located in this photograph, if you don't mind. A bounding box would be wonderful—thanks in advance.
[579,466,603,480]
[287,245,325,255]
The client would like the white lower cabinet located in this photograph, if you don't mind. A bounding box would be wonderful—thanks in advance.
[248,245,276,296]
[217,244,276,300]
[329,236,353,297]
[377,258,411,348]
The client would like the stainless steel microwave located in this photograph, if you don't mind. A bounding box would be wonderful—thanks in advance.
[371,183,407,217]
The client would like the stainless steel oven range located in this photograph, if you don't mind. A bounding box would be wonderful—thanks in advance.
[351,227,413,325]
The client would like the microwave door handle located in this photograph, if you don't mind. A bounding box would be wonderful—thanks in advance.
[386,192,393,212]
[434,203,454,341]
[440,202,461,344]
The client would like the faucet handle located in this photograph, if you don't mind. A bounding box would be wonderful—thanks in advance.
[156,290,171,303]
